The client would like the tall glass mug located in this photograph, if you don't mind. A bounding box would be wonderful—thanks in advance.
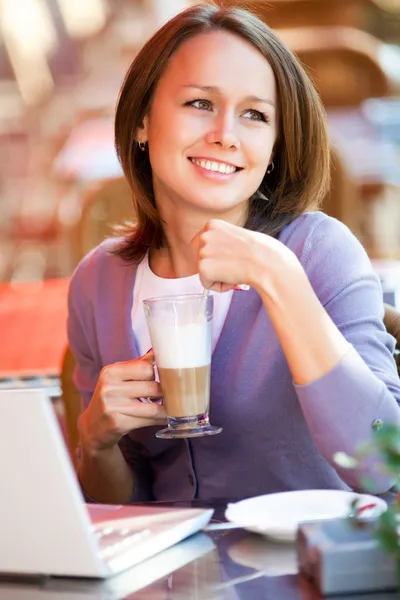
[143,294,222,439]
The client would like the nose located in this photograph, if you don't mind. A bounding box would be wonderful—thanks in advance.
[205,110,240,150]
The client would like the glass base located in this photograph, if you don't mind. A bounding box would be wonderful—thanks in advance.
[155,413,223,439]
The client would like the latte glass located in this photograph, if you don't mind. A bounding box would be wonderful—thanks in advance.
[143,294,222,439]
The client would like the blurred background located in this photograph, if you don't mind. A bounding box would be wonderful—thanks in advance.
[1,0,400,284]
[2,0,400,397]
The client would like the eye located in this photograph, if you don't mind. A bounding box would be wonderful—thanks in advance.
[186,99,212,111]
[243,109,268,122]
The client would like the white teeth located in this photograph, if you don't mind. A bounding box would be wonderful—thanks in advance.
[191,158,236,174]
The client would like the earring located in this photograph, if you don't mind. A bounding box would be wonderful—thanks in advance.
[138,141,147,152]
[267,161,274,174]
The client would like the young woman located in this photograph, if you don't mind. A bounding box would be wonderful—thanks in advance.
[68,3,400,504]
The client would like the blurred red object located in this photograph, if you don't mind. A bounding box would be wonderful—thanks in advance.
[0,279,69,377]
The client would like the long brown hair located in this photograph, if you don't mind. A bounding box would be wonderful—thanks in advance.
[114,2,330,262]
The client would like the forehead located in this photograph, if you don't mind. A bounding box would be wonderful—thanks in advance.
[157,30,276,99]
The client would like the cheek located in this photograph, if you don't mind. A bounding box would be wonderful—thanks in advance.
[244,130,275,169]
[147,121,180,174]
[148,121,173,150]
[148,109,203,148]
[147,131,187,182]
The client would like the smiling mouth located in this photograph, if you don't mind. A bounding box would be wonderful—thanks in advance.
[189,157,243,174]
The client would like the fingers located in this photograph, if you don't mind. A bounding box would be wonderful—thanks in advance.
[116,399,167,421]
[141,348,155,365]
[190,228,204,255]
[199,282,250,293]
[193,220,252,292]
[113,412,167,433]
[102,380,163,400]
[198,257,248,291]
[84,357,167,451]
[101,355,155,384]
[197,229,231,260]
[190,220,226,255]
[98,406,167,440]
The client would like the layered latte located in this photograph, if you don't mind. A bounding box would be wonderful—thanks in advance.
[149,322,211,418]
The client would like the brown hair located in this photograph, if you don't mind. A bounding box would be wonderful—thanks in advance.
[114,2,330,262]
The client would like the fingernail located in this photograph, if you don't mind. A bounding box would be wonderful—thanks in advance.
[235,284,250,291]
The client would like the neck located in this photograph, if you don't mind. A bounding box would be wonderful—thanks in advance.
[149,213,206,279]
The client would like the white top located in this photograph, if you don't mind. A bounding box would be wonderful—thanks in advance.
[131,254,233,357]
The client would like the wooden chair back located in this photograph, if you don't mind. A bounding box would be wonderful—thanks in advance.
[322,146,361,237]
[73,176,133,264]
[60,345,81,469]
[279,26,390,107]
[384,303,400,376]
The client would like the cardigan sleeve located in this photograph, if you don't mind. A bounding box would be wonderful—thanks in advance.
[293,217,400,492]
[67,248,153,502]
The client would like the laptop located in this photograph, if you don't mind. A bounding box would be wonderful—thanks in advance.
[0,533,217,599]
[0,390,213,578]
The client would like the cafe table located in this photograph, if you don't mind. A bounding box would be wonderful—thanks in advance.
[0,499,397,600]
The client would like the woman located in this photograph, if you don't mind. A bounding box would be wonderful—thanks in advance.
[68,3,400,504]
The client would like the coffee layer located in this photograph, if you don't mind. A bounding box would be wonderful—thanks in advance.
[158,364,210,417]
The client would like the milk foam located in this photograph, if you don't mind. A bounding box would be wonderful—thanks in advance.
[148,322,211,369]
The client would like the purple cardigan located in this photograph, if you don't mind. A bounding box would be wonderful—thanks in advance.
[68,212,400,502]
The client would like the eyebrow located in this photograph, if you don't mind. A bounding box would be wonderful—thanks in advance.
[181,84,276,108]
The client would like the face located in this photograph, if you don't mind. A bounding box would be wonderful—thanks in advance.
[139,30,278,223]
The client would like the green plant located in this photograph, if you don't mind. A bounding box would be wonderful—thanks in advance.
[334,423,400,572]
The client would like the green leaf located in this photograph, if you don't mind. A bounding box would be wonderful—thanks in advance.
[335,422,400,571]
[376,508,399,554]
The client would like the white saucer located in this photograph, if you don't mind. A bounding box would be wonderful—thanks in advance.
[225,490,387,542]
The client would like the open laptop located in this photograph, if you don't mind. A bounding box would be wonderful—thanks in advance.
[0,390,213,578]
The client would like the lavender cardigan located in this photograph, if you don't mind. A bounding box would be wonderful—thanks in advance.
[68,212,400,502]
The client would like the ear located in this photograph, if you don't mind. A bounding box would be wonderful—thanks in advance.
[135,115,148,144]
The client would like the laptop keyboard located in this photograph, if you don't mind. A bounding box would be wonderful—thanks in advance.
[93,524,152,560]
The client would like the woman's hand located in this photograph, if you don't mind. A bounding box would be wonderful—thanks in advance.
[78,350,167,456]
[192,218,298,294]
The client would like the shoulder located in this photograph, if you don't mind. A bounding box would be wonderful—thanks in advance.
[279,211,371,271]
[278,212,379,305]
[280,211,357,249]
[68,236,137,305]
[70,236,134,284]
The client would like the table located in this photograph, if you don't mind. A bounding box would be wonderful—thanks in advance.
[0,500,397,600]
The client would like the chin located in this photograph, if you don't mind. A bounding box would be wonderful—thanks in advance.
[190,195,244,214]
